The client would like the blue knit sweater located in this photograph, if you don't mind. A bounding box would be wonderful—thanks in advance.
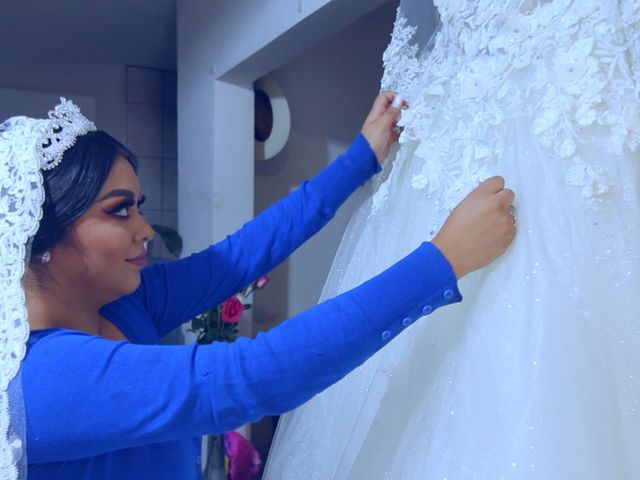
[23,134,461,479]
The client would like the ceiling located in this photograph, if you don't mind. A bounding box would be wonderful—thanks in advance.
[363,0,399,24]
[0,0,177,69]
[0,0,402,73]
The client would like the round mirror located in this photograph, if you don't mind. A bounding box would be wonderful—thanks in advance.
[254,77,290,161]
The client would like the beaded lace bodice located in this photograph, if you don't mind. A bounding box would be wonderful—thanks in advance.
[378,0,640,215]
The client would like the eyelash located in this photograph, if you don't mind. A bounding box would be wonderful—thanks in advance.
[110,198,146,218]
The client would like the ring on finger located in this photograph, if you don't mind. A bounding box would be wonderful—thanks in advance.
[507,205,517,225]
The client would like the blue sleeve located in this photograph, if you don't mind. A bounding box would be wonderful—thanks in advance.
[121,134,380,338]
[24,242,461,463]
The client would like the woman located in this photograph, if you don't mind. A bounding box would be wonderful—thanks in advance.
[1,93,515,479]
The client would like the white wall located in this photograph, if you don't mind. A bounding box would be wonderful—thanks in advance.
[177,2,252,255]
[0,87,96,128]
[177,0,397,459]
[251,5,398,459]
[253,13,396,327]
[176,0,391,256]
[0,60,128,143]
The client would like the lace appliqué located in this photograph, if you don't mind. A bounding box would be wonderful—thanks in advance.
[380,9,421,97]
[0,117,45,479]
[372,1,640,219]
[621,0,640,87]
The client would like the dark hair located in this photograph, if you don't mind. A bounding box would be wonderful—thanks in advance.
[31,131,138,256]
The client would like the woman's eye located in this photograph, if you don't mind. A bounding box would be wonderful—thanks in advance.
[112,206,130,217]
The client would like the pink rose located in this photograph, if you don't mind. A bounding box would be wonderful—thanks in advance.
[255,275,270,289]
[224,431,261,480]
[221,297,244,323]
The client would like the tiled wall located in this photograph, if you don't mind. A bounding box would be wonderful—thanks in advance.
[126,66,178,260]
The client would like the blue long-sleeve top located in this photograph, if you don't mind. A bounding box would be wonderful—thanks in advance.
[23,134,462,479]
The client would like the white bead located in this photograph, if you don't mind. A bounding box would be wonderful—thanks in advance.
[36,97,96,171]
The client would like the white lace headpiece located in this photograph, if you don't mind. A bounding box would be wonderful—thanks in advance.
[0,98,95,479]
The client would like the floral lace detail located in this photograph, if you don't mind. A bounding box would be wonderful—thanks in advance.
[0,117,46,479]
[380,9,421,97]
[376,0,640,217]
[621,0,640,87]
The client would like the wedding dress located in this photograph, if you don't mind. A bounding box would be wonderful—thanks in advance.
[264,0,640,478]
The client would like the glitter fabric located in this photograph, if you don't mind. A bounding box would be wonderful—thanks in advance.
[266,1,640,478]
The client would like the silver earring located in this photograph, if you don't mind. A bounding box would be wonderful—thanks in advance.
[41,251,51,264]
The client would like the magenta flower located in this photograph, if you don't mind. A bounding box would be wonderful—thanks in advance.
[221,297,244,323]
[224,431,261,479]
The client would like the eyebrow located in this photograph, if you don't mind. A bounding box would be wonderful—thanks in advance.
[97,189,141,203]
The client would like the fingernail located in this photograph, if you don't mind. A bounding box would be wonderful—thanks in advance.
[391,94,404,109]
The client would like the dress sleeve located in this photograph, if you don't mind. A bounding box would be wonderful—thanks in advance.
[25,242,461,463]
[122,134,380,338]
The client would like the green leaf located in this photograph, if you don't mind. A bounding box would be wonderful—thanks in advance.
[151,224,183,258]
[191,316,204,330]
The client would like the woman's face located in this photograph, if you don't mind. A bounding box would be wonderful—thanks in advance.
[51,156,154,305]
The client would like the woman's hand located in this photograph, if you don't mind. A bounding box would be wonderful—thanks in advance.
[432,177,517,279]
[361,92,407,165]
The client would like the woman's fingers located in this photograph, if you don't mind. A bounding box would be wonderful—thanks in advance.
[496,187,515,206]
[432,177,517,278]
[479,176,506,193]
[361,92,407,164]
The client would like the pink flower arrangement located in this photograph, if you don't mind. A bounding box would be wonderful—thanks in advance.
[224,431,261,479]
[190,278,270,477]
[221,275,269,324]
[221,297,245,323]
[190,275,271,344]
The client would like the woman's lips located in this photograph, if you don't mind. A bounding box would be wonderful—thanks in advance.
[126,251,148,268]
[127,258,148,268]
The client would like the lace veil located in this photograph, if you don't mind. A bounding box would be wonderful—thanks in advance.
[0,100,95,478]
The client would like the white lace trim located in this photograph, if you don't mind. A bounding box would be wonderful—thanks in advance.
[0,117,46,479]
[381,8,421,97]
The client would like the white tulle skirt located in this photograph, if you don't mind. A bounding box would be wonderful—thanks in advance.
[264,111,640,478]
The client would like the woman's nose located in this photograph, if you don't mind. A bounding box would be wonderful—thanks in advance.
[135,212,155,244]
